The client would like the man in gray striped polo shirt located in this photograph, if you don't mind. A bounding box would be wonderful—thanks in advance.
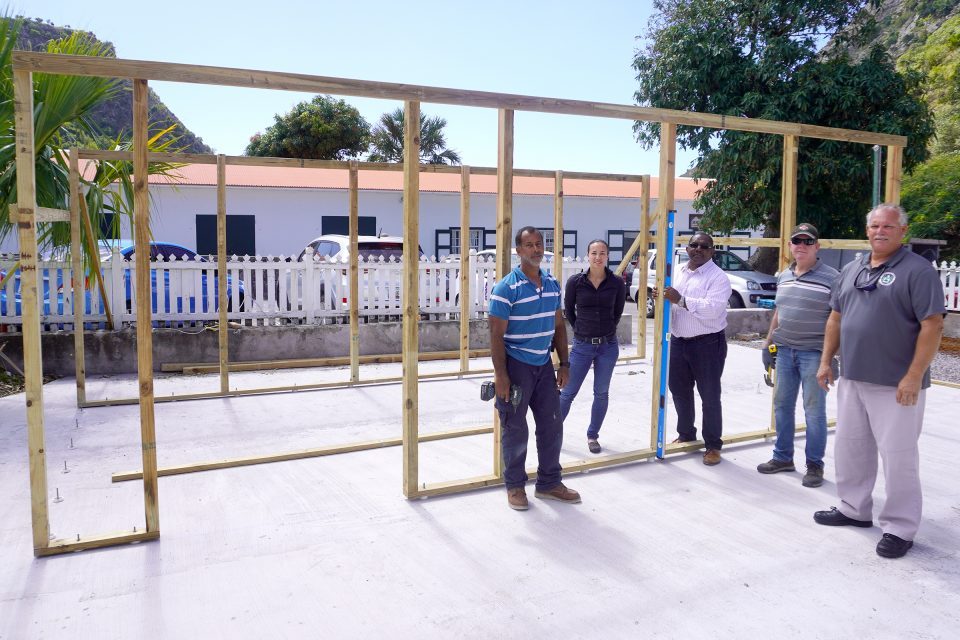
[757,223,839,487]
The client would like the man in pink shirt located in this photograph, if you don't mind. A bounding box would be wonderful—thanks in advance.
[659,233,732,465]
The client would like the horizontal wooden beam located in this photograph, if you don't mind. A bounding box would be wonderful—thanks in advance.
[9,204,70,223]
[35,529,159,557]
[112,425,494,482]
[163,349,492,374]
[16,52,906,146]
[77,148,647,182]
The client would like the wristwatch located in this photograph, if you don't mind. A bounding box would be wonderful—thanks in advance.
[679,296,687,309]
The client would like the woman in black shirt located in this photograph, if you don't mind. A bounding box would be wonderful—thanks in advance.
[559,239,627,453]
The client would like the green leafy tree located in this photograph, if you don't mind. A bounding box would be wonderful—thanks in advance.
[368,108,461,165]
[245,95,370,160]
[0,16,182,286]
[632,0,934,272]
[898,14,960,155]
[902,152,960,262]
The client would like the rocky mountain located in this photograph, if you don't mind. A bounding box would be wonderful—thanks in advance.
[14,17,212,154]
[838,0,960,60]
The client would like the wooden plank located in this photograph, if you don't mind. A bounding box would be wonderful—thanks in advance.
[35,530,160,557]
[111,425,495,482]
[216,154,229,393]
[401,100,421,498]
[133,78,160,534]
[13,52,908,146]
[13,69,51,553]
[69,149,86,405]
[885,145,903,203]
[349,161,360,382]
[638,175,651,358]
[493,108,514,479]
[650,123,676,450]
[554,169,563,268]
[779,135,799,272]
[163,348,492,372]
[7,204,70,223]
[459,166,471,373]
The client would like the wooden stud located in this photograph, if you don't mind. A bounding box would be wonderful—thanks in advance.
[13,69,51,554]
[349,160,360,382]
[133,78,160,533]
[7,204,69,223]
[401,100,421,498]
[69,149,86,405]
[650,122,676,450]
[493,108,514,479]
[12,52,908,146]
[554,169,563,273]
[35,530,160,557]
[459,165,471,373]
[162,348,492,372]
[779,135,799,273]
[216,154,229,394]
[885,145,903,204]
[111,425,495,482]
[638,175,651,358]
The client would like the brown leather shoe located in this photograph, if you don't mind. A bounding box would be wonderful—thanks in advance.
[534,483,582,504]
[507,488,529,511]
[703,449,722,466]
[672,437,695,444]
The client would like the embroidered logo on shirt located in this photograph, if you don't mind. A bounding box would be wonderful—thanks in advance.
[878,273,896,286]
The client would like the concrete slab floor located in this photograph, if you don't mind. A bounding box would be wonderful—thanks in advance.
[0,339,958,639]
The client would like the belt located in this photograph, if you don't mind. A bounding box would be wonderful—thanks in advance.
[575,334,615,345]
[672,330,725,342]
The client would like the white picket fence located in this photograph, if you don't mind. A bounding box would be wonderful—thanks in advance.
[0,248,592,332]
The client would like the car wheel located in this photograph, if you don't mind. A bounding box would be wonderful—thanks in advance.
[728,292,745,309]
[646,290,655,318]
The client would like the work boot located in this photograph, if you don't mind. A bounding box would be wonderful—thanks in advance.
[757,458,795,474]
[534,483,581,504]
[703,449,721,466]
[507,488,529,511]
[588,438,601,454]
[802,464,824,487]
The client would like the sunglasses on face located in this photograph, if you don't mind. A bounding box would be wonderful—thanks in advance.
[687,242,713,250]
[791,237,816,246]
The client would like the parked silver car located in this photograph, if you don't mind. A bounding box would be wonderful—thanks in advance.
[630,248,777,317]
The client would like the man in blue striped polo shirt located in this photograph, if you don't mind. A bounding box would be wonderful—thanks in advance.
[489,226,581,511]
[757,223,839,487]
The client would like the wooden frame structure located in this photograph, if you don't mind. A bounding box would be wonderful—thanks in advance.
[12,51,904,555]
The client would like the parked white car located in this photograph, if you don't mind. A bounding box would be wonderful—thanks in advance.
[630,248,777,317]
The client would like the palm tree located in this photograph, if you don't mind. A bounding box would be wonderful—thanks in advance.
[0,15,181,291]
[367,107,461,165]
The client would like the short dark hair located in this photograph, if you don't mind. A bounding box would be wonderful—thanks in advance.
[586,239,609,253]
[515,226,542,246]
[690,232,714,247]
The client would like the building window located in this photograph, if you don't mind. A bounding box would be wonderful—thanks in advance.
[438,226,490,256]
[195,214,257,256]
[321,215,376,236]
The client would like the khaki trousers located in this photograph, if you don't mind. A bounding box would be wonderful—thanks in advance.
[835,379,925,540]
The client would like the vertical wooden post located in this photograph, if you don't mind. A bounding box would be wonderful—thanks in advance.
[779,135,799,273]
[216,154,229,394]
[553,169,564,280]
[650,123,676,450]
[493,108,514,478]
[637,175,651,358]
[401,101,421,498]
[349,161,360,382]
[133,79,160,532]
[885,145,903,204]
[459,165,470,373]
[69,149,86,405]
[14,69,50,553]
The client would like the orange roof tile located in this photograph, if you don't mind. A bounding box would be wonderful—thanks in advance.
[151,164,705,200]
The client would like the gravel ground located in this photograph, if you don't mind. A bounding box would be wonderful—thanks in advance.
[731,334,960,385]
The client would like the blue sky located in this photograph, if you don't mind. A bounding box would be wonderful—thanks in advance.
[19,0,699,176]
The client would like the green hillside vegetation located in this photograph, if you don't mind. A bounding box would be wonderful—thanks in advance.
[11,16,211,154]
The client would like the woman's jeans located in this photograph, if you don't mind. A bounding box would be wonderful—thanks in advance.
[772,345,828,468]
[559,337,619,439]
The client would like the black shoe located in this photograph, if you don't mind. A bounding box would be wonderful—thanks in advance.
[802,464,824,488]
[876,533,913,559]
[813,507,872,528]
[588,438,601,454]
[757,458,795,474]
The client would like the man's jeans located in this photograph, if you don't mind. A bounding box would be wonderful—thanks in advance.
[669,330,726,450]
[497,357,564,491]
[559,337,619,439]
[772,345,828,468]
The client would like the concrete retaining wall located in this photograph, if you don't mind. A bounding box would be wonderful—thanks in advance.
[0,316,633,376]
